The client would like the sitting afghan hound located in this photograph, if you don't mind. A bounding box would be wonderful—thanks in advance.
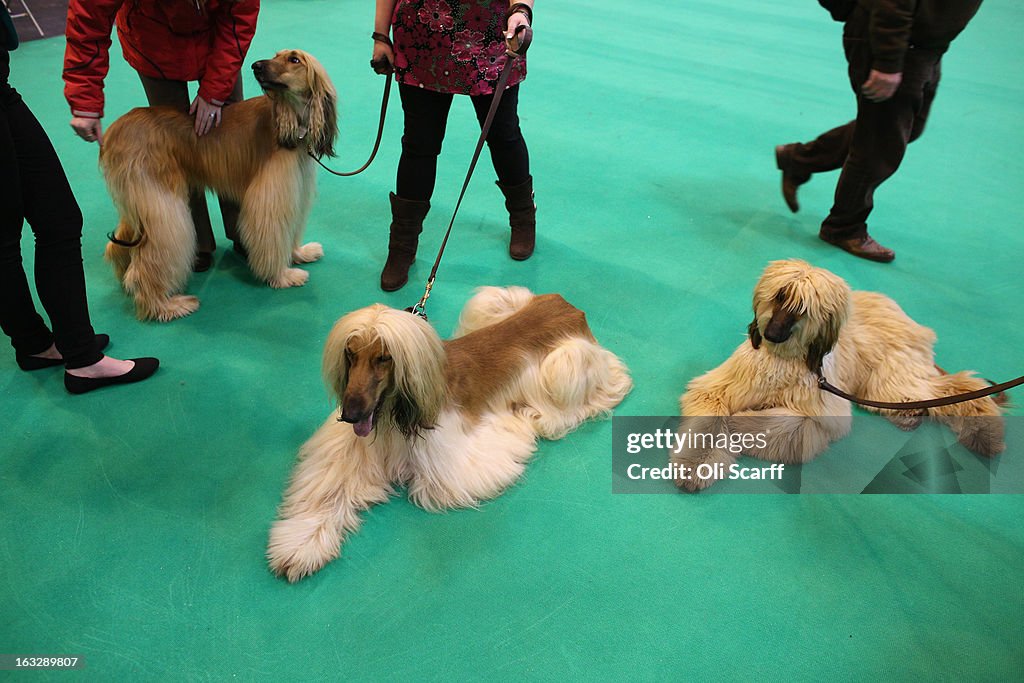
[672,259,1005,491]
[101,50,337,321]
[267,287,633,581]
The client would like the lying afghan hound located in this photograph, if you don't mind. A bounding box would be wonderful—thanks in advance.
[101,50,337,321]
[672,259,1005,491]
[267,286,633,581]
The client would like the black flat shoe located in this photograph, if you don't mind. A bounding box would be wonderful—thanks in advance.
[64,357,160,395]
[16,334,111,371]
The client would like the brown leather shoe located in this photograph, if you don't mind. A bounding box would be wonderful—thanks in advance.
[820,234,895,263]
[775,144,806,213]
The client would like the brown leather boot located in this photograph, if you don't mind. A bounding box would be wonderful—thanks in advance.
[380,193,429,292]
[496,175,536,260]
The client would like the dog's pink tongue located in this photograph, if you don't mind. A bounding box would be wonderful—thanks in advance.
[353,414,374,438]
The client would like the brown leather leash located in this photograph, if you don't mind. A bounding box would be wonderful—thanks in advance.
[408,24,532,319]
[307,57,392,177]
[817,371,1023,411]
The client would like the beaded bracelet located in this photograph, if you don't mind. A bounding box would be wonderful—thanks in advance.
[506,2,532,26]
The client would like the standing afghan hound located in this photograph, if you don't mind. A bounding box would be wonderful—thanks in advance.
[672,259,1005,491]
[101,50,337,321]
[267,287,633,581]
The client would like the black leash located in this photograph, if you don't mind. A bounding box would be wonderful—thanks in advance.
[817,372,1023,411]
[408,25,532,319]
[308,57,393,177]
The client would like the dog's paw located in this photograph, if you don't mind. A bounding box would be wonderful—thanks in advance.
[675,470,718,493]
[292,242,324,264]
[671,447,735,493]
[886,410,926,432]
[269,268,309,289]
[957,417,1006,457]
[144,295,199,322]
[267,517,339,583]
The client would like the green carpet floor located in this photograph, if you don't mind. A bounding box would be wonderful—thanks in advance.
[2,0,1023,679]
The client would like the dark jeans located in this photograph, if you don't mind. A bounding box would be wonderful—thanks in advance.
[0,82,102,369]
[138,73,244,255]
[786,7,942,241]
[396,83,530,201]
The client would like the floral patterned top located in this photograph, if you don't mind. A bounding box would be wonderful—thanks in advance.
[391,0,527,96]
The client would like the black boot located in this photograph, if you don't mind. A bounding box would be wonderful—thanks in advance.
[496,175,536,260]
[381,193,430,291]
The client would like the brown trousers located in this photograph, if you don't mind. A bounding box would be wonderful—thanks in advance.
[785,7,942,241]
[137,73,244,255]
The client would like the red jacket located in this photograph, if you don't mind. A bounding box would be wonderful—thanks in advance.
[63,0,260,118]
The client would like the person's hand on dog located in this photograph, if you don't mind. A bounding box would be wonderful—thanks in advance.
[71,116,103,145]
[190,95,222,136]
[861,69,902,102]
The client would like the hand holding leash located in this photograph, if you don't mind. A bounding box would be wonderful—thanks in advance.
[504,23,532,57]
[407,20,531,319]
[371,31,395,75]
[307,33,393,175]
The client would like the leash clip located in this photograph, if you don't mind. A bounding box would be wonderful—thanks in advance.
[406,280,433,320]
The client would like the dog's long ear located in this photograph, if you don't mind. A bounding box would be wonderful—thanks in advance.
[304,54,338,158]
[322,319,353,402]
[748,317,762,349]
[805,313,842,375]
[273,96,304,149]
[382,310,446,438]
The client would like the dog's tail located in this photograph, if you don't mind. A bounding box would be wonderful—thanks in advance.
[103,172,197,320]
[453,286,535,337]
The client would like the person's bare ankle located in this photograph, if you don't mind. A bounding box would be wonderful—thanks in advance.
[66,356,135,379]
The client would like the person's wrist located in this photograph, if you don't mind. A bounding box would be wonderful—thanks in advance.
[372,31,392,47]
[506,2,532,26]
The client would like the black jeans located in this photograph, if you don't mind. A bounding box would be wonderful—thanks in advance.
[396,83,530,201]
[0,81,102,368]
[786,7,942,241]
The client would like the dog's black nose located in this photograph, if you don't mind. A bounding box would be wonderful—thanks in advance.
[340,397,371,425]
[763,327,792,344]
[252,60,265,73]
[763,308,798,344]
